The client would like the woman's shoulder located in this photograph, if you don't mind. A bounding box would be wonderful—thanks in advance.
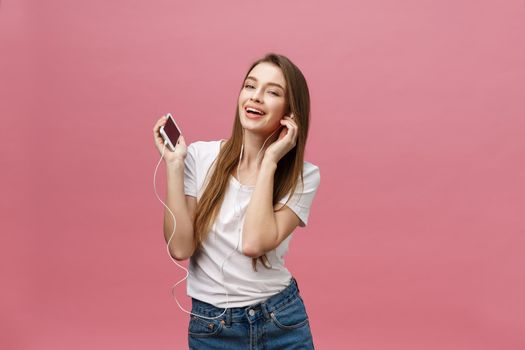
[300,161,321,186]
[303,160,320,175]
[187,139,224,155]
[188,139,223,148]
[303,160,319,171]
[184,140,224,176]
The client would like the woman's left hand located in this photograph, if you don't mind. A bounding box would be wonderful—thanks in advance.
[264,114,298,164]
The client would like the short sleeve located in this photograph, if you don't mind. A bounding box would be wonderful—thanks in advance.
[278,164,321,227]
[183,143,197,197]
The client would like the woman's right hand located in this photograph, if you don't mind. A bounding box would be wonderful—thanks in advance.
[153,115,187,165]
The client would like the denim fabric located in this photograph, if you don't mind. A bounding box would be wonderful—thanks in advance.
[188,277,315,349]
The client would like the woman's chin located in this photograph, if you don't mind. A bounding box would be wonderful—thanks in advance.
[242,125,281,138]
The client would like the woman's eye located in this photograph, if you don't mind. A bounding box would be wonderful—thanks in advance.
[244,84,280,96]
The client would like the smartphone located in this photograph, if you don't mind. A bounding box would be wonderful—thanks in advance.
[159,113,182,152]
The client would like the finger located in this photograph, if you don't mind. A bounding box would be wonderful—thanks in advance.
[154,131,165,146]
[153,117,168,139]
[280,118,297,130]
[153,122,164,135]
[284,115,297,125]
[279,120,295,141]
[153,129,161,143]
[154,116,167,129]
[153,125,163,139]
[280,119,297,143]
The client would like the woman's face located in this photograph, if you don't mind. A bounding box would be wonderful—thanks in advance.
[238,62,288,135]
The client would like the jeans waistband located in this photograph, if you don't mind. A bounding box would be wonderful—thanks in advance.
[191,277,301,324]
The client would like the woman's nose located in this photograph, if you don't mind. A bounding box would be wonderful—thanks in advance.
[250,88,264,102]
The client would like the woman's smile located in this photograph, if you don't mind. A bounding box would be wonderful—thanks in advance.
[244,106,267,120]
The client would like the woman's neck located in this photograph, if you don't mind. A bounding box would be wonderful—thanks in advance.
[240,131,278,170]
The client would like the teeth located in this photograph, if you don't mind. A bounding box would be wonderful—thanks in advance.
[246,107,264,115]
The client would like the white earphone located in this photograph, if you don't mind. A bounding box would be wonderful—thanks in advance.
[153,126,281,319]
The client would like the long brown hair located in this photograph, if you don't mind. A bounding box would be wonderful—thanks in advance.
[193,53,311,271]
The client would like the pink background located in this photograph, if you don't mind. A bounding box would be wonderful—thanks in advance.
[1,0,524,349]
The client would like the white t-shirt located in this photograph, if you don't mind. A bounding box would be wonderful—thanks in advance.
[183,140,321,308]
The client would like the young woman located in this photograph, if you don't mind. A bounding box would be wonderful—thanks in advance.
[153,53,321,349]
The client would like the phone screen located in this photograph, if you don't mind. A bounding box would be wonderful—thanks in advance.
[164,115,181,145]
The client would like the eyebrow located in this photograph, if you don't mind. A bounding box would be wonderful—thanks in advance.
[245,76,285,91]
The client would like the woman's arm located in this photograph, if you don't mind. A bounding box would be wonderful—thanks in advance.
[242,158,300,258]
[163,159,196,260]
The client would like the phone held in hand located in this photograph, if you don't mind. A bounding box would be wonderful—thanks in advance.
[159,113,182,152]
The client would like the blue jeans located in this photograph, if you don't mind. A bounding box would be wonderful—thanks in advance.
[188,277,315,349]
